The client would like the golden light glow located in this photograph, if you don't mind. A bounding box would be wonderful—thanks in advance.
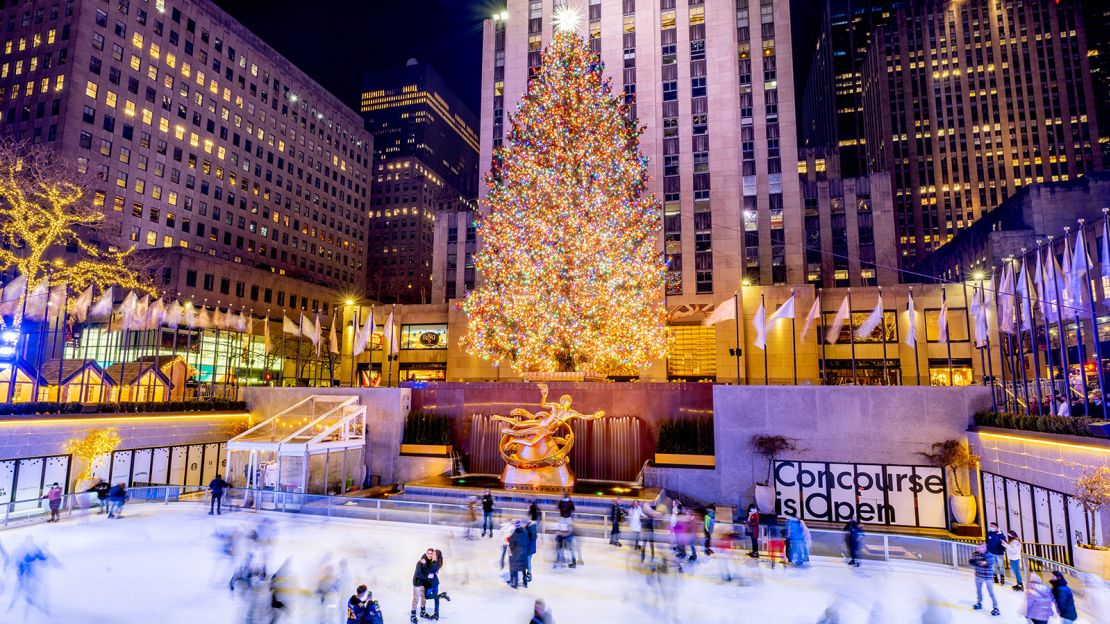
[0,412,250,426]
[63,427,121,482]
[976,431,1110,454]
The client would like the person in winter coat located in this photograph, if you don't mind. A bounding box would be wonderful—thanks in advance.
[970,543,1000,616]
[41,483,62,523]
[1023,573,1055,624]
[529,598,552,624]
[208,474,229,515]
[746,506,760,558]
[1004,530,1023,590]
[703,505,716,555]
[498,520,515,569]
[528,499,541,531]
[985,522,1008,584]
[557,495,574,519]
[525,519,538,581]
[347,585,370,624]
[1049,571,1077,624]
[88,479,110,514]
[428,549,448,620]
[508,522,530,588]
[608,498,624,546]
[411,548,438,622]
[107,483,127,519]
[628,501,644,550]
[481,490,495,537]
[465,498,479,540]
[844,520,863,567]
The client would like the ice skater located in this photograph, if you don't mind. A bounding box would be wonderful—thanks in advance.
[106,482,127,518]
[1004,530,1023,590]
[209,473,229,515]
[465,497,479,541]
[970,542,1001,616]
[702,504,716,555]
[481,490,495,537]
[41,483,62,523]
[1023,573,1054,624]
[844,520,863,567]
[746,505,760,558]
[6,538,58,619]
[508,521,529,588]
[411,547,439,622]
[628,501,644,550]
[525,518,538,583]
[86,479,110,514]
[529,598,552,624]
[985,522,1007,585]
[427,548,449,620]
[348,584,384,624]
[608,497,624,546]
[1049,571,1077,624]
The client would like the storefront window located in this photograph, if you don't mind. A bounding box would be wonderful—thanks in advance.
[821,359,900,385]
[400,324,448,350]
[925,308,969,342]
[399,367,447,382]
[929,366,973,387]
[821,311,896,344]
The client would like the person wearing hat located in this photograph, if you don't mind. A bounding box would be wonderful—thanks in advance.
[1049,571,1077,624]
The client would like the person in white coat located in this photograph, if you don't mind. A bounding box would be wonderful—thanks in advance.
[1004,530,1024,591]
[628,501,644,550]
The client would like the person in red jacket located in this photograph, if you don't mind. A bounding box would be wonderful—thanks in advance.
[746,505,760,558]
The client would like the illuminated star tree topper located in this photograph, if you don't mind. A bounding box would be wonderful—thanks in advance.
[461,30,669,374]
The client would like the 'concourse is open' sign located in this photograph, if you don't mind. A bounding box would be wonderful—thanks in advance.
[774,460,948,528]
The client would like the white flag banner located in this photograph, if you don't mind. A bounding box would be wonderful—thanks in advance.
[1016,261,1034,332]
[1062,239,1076,314]
[163,301,182,328]
[799,296,821,343]
[972,286,989,348]
[118,291,140,331]
[46,283,68,322]
[383,310,397,355]
[1050,251,1073,320]
[768,294,795,326]
[212,308,226,332]
[937,298,949,344]
[71,286,94,323]
[300,314,318,346]
[1070,228,1091,306]
[703,297,737,326]
[0,274,27,319]
[23,280,50,321]
[825,295,850,344]
[904,291,918,349]
[329,313,339,355]
[146,298,166,330]
[353,309,374,357]
[998,263,1015,334]
[182,303,197,329]
[283,314,301,337]
[135,295,150,329]
[89,287,114,321]
[314,314,322,356]
[752,301,768,351]
[1034,250,1046,317]
[855,293,884,340]
[263,316,272,353]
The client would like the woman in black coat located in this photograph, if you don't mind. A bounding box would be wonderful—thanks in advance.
[508,523,530,588]
[1049,571,1078,623]
[410,548,437,622]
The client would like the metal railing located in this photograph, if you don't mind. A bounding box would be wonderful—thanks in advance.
[5,486,1101,599]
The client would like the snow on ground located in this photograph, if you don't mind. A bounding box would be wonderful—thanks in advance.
[0,504,1101,624]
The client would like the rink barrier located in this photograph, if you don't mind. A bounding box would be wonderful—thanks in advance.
[4,486,1101,600]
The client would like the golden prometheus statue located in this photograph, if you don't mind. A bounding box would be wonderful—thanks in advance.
[493,383,605,490]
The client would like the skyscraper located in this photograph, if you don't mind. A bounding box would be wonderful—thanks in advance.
[861,0,1102,266]
[360,60,478,304]
[0,0,373,311]
[480,0,803,302]
[359,59,480,198]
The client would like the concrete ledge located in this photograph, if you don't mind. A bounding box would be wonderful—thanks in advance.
[969,426,1110,449]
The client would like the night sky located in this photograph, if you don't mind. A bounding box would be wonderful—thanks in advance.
[211,0,496,116]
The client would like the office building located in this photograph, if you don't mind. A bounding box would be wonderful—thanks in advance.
[0,0,374,311]
[798,147,898,287]
[861,0,1102,266]
[480,0,803,302]
[798,0,896,178]
[359,59,480,198]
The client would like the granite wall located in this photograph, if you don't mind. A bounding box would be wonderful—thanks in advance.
[645,385,994,509]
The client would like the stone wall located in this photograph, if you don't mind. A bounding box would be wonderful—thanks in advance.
[645,385,993,510]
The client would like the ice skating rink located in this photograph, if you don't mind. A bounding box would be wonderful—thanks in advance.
[0,504,1104,624]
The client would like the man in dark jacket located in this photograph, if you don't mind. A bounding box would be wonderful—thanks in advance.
[209,474,230,515]
[557,495,575,519]
[347,585,370,624]
[481,490,495,537]
[508,522,530,588]
[985,522,1007,584]
[107,483,126,519]
[1049,571,1077,623]
[87,479,110,514]
[524,519,538,582]
[608,498,624,546]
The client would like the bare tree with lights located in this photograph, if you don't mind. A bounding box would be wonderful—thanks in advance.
[460,22,668,374]
[0,141,152,294]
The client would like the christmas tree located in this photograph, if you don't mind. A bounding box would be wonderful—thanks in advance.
[461,29,668,374]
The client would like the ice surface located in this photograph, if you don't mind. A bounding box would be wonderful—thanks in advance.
[0,504,1102,624]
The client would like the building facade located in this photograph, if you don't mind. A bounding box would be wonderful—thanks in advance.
[480,0,803,303]
[862,0,1102,266]
[430,203,476,304]
[0,0,373,308]
[916,171,1110,282]
[798,147,898,287]
[799,0,898,179]
[359,59,480,199]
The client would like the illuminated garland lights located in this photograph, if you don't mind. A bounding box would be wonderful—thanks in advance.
[461,31,669,375]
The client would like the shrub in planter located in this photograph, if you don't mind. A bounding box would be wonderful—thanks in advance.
[920,439,980,525]
[656,415,714,456]
[401,411,451,446]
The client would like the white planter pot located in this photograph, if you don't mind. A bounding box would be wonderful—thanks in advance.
[754,484,777,514]
[1073,545,1110,579]
[949,494,978,525]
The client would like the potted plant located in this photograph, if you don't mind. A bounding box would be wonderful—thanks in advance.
[654,415,715,468]
[919,439,979,526]
[749,434,797,514]
[400,411,453,456]
[1072,466,1110,577]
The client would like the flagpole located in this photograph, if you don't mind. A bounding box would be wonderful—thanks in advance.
[295,311,303,387]
[790,289,797,385]
[1062,228,1092,416]
[959,279,977,383]
[760,292,768,385]
[818,289,827,385]
[168,299,179,400]
[733,291,741,384]
[940,285,953,386]
[1046,242,1071,413]
[979,276,998,412]
[876,287,888,385]
[7,275,31,403]
[1036,242,1058,403]
[1078,218,1107,418]
[990,267,1011,410]
[350,306,358,388]
[1021,249,1045,414]
[386,303,396,387]
[909,287,920,385]
[55,286,70,400]
[847,288,857,385]
[1009,259,1031,411]
[32,275,55,400]
[183,301,194,399]
[79,291,94,403]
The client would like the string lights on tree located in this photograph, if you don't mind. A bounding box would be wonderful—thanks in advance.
[461,30,668,374]
[0,141,153,295]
